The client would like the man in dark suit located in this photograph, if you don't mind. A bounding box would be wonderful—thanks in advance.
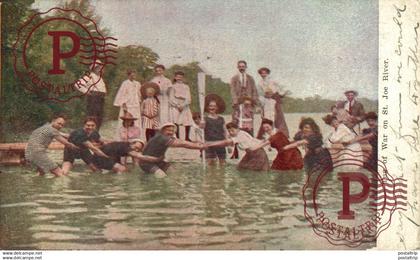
[230,60,259,121]
[337,90,365,131]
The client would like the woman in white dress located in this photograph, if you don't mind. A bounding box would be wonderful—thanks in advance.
[322,114,363,168]
[257,67,290,138]
[150,64,172,125]
[169,71,194,140]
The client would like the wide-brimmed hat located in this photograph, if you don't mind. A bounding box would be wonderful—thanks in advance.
[129,138,145,145]
[90,59,104,71]
[344,90,358,96]
[205,94,226,113]
[238,96,255,106]
[322,114,338,125]
[141,82,160,99]
[365,111,378,120]
[120,111,138,121]
[159,122,177,131]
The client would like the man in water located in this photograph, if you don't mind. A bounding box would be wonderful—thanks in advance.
[91,139,162,174]
[140,122,205,178]
[25,115,79,177]
[62,117,109,174]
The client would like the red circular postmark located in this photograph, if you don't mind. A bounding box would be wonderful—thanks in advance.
[302,149,407,247]
[12,7,117,102]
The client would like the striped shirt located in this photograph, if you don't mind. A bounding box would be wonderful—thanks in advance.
[26,123,60,152]
[142,97,160,129]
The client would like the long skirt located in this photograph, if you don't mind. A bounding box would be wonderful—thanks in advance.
[237,148,270,171]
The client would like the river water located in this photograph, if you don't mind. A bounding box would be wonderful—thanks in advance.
[0,113,374,250]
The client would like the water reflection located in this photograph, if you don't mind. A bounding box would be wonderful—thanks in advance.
[0,160,375,250]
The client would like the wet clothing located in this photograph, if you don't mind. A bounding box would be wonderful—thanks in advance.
[269,132,303,170]
[140,133,175,173]
[237,148,270,171]
[294,132,332,172]
[63,128,101,164]
[204,116,226,159]
[231,130,269,171]
[92,142,131,170]
[25,123,60,172]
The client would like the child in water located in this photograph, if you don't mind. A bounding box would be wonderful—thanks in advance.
[203,94,227,166]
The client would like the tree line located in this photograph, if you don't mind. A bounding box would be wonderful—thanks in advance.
[0,0,377,142]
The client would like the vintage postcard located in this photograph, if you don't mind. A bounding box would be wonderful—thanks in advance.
[0,0,418,257]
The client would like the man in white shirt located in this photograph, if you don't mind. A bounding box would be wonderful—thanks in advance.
[74,60,107,129]
[113,70,142,129]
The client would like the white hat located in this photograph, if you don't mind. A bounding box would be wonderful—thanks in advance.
[129,138,145,145]
[159,122,176,131]
[90,60,104,71]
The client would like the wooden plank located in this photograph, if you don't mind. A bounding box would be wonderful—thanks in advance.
[0,142,64,151]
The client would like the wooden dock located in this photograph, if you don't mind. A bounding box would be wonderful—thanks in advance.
[0,142,64,166]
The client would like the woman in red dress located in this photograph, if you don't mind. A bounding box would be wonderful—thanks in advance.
[249,119,303,170]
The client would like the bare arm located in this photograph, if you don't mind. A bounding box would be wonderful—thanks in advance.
[84,141,109,158]
[344,132,375,146]
[170,139,204,150]
[206,139,234,148]
[55,135,78,150]
[248,139,270,152]
[59,132,70,139]
[128,151,162,162]
[283,139,308,150]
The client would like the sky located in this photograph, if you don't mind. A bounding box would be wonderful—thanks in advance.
[33,0,378,100]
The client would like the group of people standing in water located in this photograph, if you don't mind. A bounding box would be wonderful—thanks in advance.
[24,60,378,178]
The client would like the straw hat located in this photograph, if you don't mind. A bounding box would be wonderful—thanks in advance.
[159,122,177,131]
[365,112,378,120]
[140,82,160,99]
[120,111,138,121]
[238,96,255,106]
[344,90,358,96]
[322,114,337,125]
[90,59,104,71]
[205,94,226,113]
[129,138,145,145]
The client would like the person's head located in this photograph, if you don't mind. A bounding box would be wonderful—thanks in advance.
[146,87,156,98]
[261,118,274,133]
[258,67,270,78]
[330,104,338,114]
[127,70,136,81]
[160,123,176,136]
[365,112,378,128]
[130,140,145,152]
[192,112,201,125]
[226,122,240,137]
[173,71,184,83]
[154,64,165,76]
[51,115,66,130]
[90,60,103,74]
[83,117,97,134]
[344,90,357,102]
[237,60,247,73]
[299,117,320,136]
[207,100,219,114]
[122,119,135,128]
[322,114,339,129]
[240,96,254,108]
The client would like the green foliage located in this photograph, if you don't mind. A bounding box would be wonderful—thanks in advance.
[0,0,378,142]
